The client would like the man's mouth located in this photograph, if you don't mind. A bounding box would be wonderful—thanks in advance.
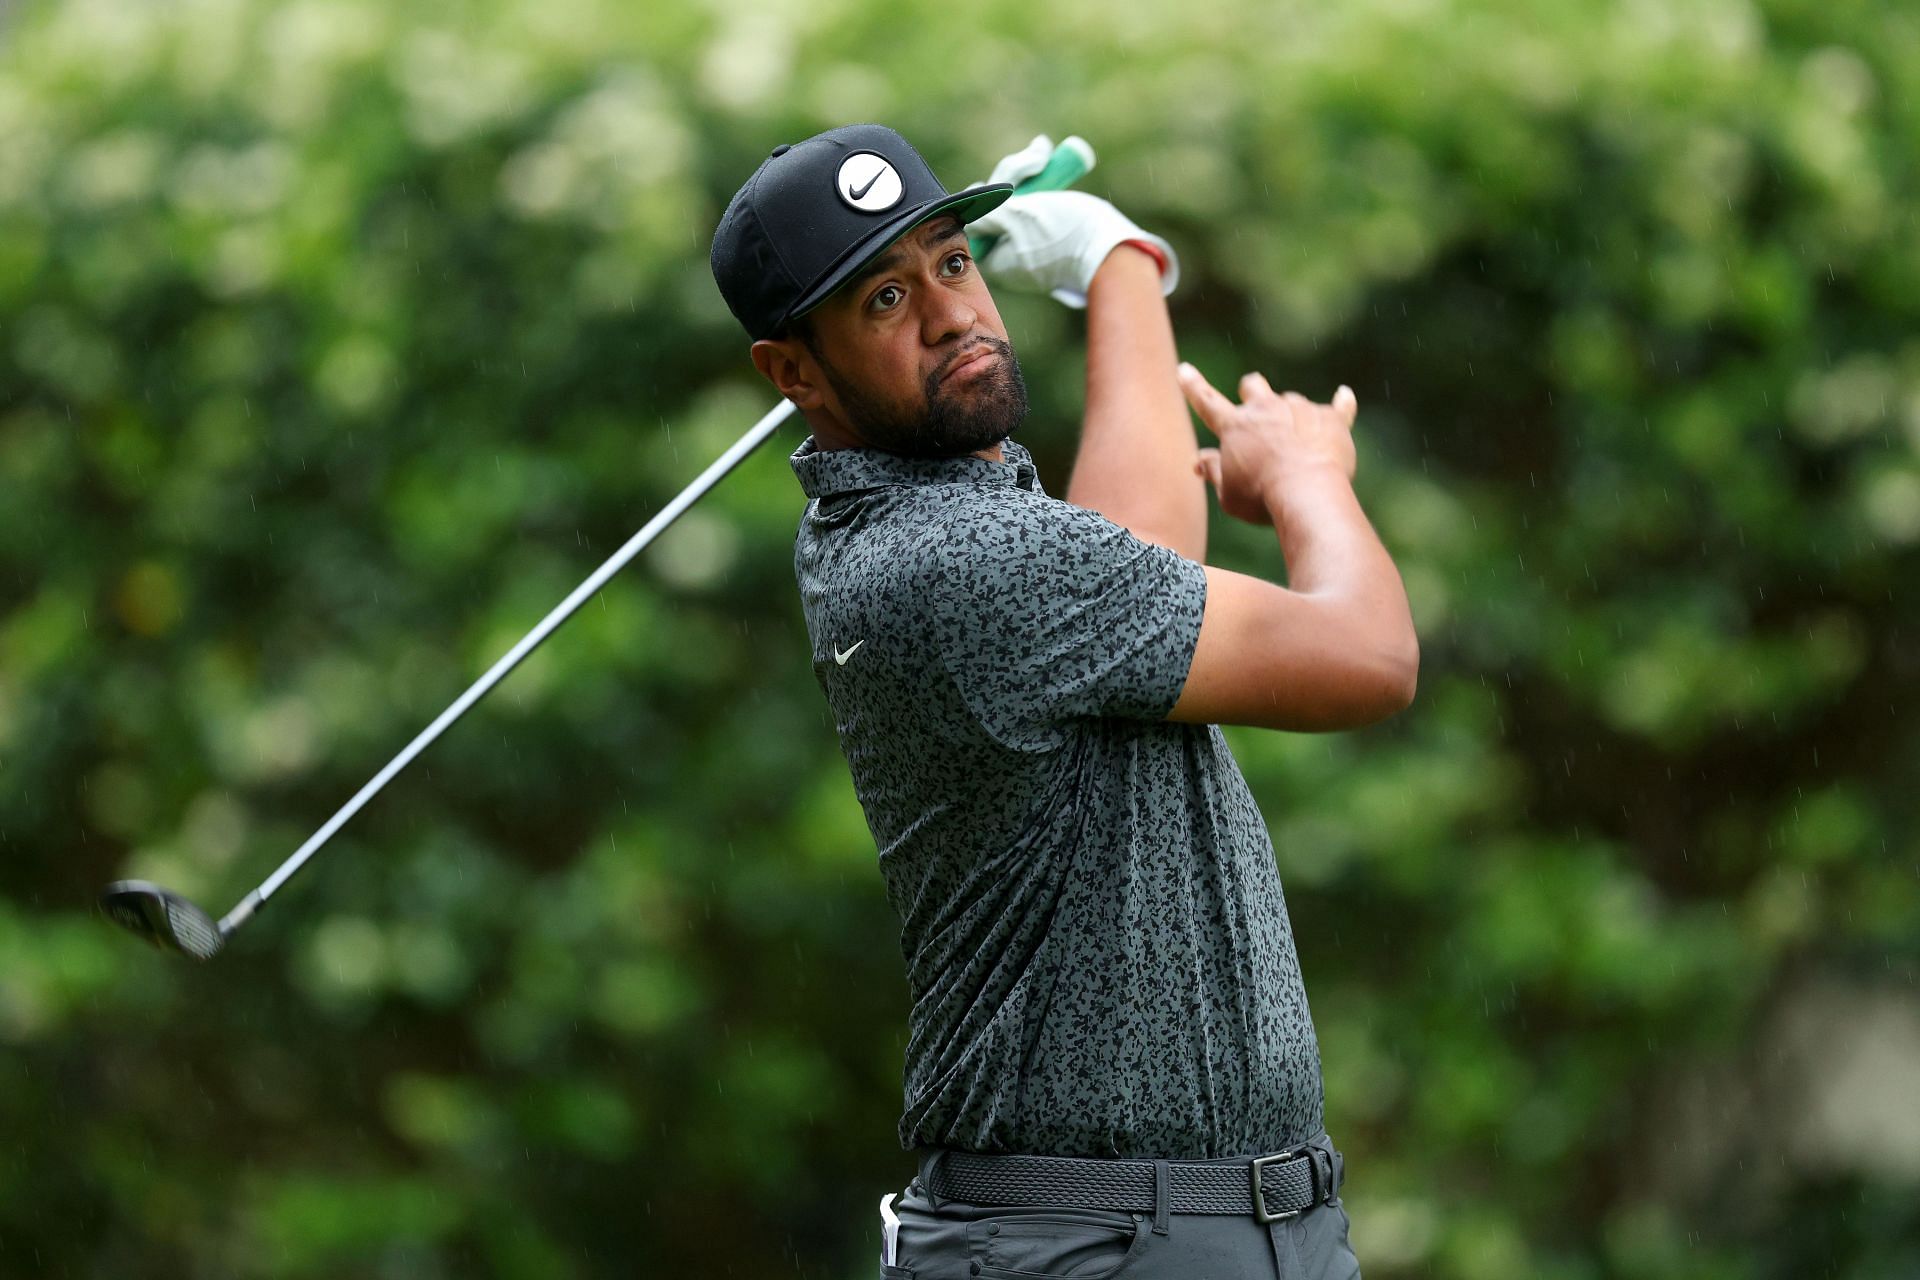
[941,344,999,385]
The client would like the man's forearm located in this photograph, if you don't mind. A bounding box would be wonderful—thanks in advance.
[1064,247,1208,562]
[1264,463,1420,681]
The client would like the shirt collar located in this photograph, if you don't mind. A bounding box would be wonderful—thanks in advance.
[789,433,1040,498]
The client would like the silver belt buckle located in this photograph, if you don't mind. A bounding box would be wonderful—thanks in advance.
[1249,1149,1303,1223]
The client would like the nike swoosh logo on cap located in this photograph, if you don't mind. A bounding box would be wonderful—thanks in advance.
[834,640,865,665]
[848,171,881,201]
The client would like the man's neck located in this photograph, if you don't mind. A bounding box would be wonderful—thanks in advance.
[809,417,1004,464]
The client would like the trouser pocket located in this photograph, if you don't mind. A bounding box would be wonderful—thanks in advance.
[965,1206,1151,1279]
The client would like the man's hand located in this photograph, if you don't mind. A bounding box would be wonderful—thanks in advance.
[985,133,1061,189]
[969,190,1179,308]
[1169,365,1415,725]
[1177,362,1359,526]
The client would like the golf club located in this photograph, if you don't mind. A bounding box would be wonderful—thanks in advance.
[100,136,1097,960]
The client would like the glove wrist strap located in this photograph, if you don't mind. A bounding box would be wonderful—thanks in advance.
[1118,237,1169,276]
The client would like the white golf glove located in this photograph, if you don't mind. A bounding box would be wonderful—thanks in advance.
[987,133,1060,189]
[969,189,1178,309]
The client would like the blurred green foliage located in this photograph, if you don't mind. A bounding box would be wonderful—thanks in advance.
[2,0,1917,1275]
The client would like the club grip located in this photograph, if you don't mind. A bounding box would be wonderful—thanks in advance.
[1018,136,1095,195]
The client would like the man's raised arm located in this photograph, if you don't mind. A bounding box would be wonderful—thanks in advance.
[967,190,1203,560]
[1066,247,1208,562]
[1166,369,1419,731]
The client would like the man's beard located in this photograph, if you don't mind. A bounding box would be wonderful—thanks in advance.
[815,335,1029,458]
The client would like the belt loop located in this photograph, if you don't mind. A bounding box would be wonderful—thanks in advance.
[1150,1159,1171,1236]
[1307,1137,1338,1205]
[922,1148,948,1210]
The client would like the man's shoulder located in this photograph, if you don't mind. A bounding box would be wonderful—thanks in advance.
[856,484,1063,561]
[929,484,1119,544]
[804,484,1137,603]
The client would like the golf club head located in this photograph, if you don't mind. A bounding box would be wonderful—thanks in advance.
[99,880,226,961]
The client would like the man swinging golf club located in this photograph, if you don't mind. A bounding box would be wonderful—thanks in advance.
[712,123,1416,1279]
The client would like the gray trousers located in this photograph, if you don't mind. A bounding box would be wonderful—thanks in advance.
[878,1134,1363,1280]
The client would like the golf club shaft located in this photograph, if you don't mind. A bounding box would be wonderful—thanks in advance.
[214,137,1095,940]
[217,398,797,936]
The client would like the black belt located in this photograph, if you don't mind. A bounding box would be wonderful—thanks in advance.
[920,1134,1343,1224]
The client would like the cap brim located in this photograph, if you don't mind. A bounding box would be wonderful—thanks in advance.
[778,182,1015,332]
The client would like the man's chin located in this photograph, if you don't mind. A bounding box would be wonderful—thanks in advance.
[834,344,1029,458]
[921,367,1027,455]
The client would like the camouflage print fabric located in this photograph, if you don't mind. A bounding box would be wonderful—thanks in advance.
[789,433,1324,1159]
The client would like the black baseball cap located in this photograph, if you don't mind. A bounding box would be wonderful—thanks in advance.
[710,124,1014,342]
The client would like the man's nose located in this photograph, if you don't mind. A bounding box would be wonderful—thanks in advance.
[920,282,977,346]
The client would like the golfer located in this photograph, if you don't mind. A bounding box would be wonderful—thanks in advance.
[711,124,1416,1280]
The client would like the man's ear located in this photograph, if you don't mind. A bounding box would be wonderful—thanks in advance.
[750,337,825,411]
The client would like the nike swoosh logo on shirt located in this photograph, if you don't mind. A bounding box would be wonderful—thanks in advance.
[834,640,865,665]
[848,172,881,201]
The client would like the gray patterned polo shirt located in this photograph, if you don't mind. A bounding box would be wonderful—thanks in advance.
[788,431,1324,1160]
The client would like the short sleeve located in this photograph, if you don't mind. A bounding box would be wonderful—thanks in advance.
[923,493,1208,750]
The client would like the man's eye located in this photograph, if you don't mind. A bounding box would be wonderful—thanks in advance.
[941,252,970,277]
[871,284,903,312]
